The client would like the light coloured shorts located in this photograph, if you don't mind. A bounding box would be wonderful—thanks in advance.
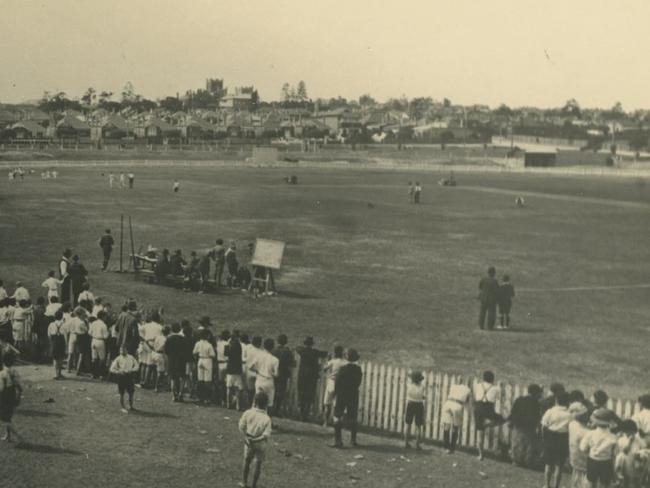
[151,352,167,373]
[139,343,154,366]
[244,440,266,462]
[197,358,213,382]
[91,339,107,361]
[67,333,77,354]
[323,378,337,406]
[441,399,465,427]
[226,374,244,389]
[255,377,275,408]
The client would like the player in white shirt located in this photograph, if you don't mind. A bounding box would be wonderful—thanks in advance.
[41,271,62,302]
[139,311,163,387]
[193,329,216,403]
[11,282,30,303]
[108,173,115,188]
[245,336,263,405]
[248,338,279,412]
[109,345,139,412]
[151,327,169,392]
[173,180,180,193]
[322,345,347,426]
[89,312,109,378]
[119,173,126,189]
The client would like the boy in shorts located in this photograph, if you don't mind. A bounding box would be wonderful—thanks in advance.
[541,391,572,488]
[239,392,272,488]
[404,371,426,449]
[497,275,515,329]
[473,370,506,460]
[580,408,618,488]
[109,345,139,413]
[322,345,347,426]
[193,329,216,403]
[441,378,471,454]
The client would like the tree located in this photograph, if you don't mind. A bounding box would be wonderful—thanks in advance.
[409,97,433,120]
[296,80,308,101]
[38,91,82,113]
[159,96,183,112]
[387,97,408,112]
[443,97,452,107]
[561,98,581,118]
[495,104,513,118]
[121,81,137,103]
[358,94,376,107]
[250,90,260,110]
[81,87,96,107]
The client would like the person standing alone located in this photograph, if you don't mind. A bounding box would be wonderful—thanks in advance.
[478,266,499,330]
[331,349,363,448]
[99,229,114,272]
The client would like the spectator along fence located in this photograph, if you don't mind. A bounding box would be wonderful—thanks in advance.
[287,360,640,454]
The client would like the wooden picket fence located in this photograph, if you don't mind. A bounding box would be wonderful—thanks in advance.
[282,360,641,454]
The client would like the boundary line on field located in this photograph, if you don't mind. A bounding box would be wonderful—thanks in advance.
[3,158,650,179]
[518,283,650,292]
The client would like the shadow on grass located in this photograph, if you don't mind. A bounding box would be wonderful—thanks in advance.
[280,290,323,300]
[16,442,82,456]
[17,409,65,418]
[502,327,546,334]
[273,424,332,439]
[131,409,179,419]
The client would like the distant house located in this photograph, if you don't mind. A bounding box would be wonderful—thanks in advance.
[90,114,132,141]
[219,93,252,111]
[0,110,19,129]
[312,108,348,134]
[12,120,46,139]
[138,117,180,142]
[56,114,91,138]
[181,117,218,140]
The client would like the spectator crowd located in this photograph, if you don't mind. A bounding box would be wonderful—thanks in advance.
[1,270,649,488]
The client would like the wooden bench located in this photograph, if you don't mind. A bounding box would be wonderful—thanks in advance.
[130,254,219,290]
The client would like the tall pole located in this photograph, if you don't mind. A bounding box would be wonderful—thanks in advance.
[119,214,124,273]
[128,215,138,275]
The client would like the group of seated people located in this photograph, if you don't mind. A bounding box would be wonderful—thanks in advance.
[138,240,256,293]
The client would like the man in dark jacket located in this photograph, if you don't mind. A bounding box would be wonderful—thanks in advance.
[331,348,363,448]
[115,300,140,356]
[69,255,88,306]
[272,334,296,417]
[59,249,73,304]
[296,336,327,421]
[478,266,499,330]
[164,321,188,402]
[99,229,114,272]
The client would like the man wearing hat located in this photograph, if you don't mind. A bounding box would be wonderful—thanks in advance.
[59,249,73,304]
[99,229,114,272]
[115,300,140,356]
[331,348,363,448]
[478,266,499,330]
[296,337,327,421]
[197,316,216,346]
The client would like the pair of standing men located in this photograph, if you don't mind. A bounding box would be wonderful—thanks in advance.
[478,266,515,330]
[58,250,89,306]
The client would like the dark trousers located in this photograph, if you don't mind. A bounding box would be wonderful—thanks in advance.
[72,281,84,306]
[274,376,289,416]
[61,276,72,304]
[334,397,359,445]
[479,301,497,330]
[298,379,317,420]
[102,249,112,270]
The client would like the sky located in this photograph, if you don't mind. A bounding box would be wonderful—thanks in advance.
[1,0,649,109]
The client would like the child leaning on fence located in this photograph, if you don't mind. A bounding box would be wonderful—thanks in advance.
[404,371,426,450]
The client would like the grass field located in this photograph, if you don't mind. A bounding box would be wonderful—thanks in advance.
[0,366,542,488]
[1,164,649,398]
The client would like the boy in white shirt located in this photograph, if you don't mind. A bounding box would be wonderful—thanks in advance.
[193,329,216,403]
[322,345,347,426]
[109,345,139,413]
[151,326,169,392]
[441,379,471,454]
[473,370,505,460]
[239,392,272,488]
[89,312,109,379]
[404,371,426,450]
[580,408,618,488]
[45,296,62,318]
[249,338,279,415]
[91,297,104,319]
[41,271,62,302]
[541,391,572,488]
[568,402,591,488]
